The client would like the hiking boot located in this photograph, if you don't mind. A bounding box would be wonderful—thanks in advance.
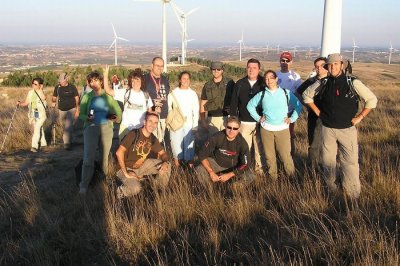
[30,148,38,153]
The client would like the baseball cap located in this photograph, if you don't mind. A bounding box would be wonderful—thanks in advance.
[325,53,343,64]
[280,52,292,61]
[210,61,224,70]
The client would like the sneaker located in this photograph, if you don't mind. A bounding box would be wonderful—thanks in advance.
[30,148,38,153]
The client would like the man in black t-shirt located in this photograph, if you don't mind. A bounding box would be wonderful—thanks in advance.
[144,57,170,143]
[115,112,171,197]
[52,73,79,150]
[196,116,254,185]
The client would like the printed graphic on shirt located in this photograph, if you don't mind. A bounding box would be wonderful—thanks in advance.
[218,149,238,156]
[133,139,152,168]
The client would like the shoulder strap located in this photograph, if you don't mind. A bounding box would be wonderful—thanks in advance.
[124,88,131,106]
[34,89,47,110]
[283,88,289,107]
[132,128,140,149]
[346,76,360,101]
[170,90,182,111]
[257,89,266,109]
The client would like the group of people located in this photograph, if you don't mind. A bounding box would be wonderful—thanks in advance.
[17,52,377,199]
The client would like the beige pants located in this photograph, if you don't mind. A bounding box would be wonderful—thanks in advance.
[240,122,264,171]
[207,116,226,136]
[321,125,360,199]
[30,113,47,149]
[260,128,295,179]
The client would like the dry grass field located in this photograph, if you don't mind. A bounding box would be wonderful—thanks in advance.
[0,62,399,265]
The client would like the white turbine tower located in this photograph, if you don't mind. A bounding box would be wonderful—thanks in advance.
[134,0,172,72]
[171,2,199,65]
[388,42,396,65]
[238,31,244,61]
[292,45,298,57]
[320,0,343,56]
[108,23,129,66]
[352,39,359,64]
[266,43,269,55]
[276,44,280,55]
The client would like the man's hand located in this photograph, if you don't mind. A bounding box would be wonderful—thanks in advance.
[209,171,220,182]
[351,115,363,126]
[284,117,291,125]
[259,116,265,124]
[124,171,141,180]
[219,173,234,182]
[159,162,170,174]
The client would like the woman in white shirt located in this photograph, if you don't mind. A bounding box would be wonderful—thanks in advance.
[168,71,199,168]
[104,66,153,141]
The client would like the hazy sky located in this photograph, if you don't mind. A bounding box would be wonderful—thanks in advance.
[1,0,399,48]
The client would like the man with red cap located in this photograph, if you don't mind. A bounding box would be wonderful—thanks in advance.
[276,52,302,155]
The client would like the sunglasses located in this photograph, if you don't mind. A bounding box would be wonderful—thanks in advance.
[211,68,222,71]
[226,126,239,131]
[280,59,291,63]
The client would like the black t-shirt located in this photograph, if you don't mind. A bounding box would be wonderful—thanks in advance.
[198,131,249,172]
[53,83,79,111]
[144,73,170,119]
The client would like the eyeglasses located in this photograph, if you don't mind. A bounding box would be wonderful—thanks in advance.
[226,126,239,131]
[280,59,291,63]
[211,68,222,71]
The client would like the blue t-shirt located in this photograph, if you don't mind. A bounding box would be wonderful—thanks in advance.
[89,96,109,125]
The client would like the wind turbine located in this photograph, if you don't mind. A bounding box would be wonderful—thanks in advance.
[320,0,342,56]
[276,44,280,55]
[134,0,172,72]
[238,31,245,61]
[307,47,313,59]
[266,43,269,55]
[388,42,397,65]
[170,2,199,65]
[352,39,358,64]
[108,23,129,66]
[291,45,298,57]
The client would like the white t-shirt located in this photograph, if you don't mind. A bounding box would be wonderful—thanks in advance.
[276,70,302,93]
[114,89,153,130]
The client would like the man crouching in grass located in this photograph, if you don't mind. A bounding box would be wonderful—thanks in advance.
[115,112,171,197]
[195,116,255,186]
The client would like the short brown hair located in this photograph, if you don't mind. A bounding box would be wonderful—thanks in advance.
[226,116,241,127]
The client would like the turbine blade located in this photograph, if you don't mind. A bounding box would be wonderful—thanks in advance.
[133,0,160,2]
[108,40,116,50]
[170,2,183,27]
[111,23,116,37]
[170,1,184,15]
[117,37,129,42]
[186,7,199,16]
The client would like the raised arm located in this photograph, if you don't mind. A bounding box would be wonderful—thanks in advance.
[103,65,115,97]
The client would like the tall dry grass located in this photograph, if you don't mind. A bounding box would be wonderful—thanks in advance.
[0,78,399,265]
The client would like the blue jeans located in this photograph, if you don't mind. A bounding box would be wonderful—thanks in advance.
[169,123,194,161]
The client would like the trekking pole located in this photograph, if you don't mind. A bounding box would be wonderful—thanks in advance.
[52,123,56,146]
[0,105,19,153]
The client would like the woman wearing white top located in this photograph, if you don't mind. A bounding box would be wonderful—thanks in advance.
[168,71,199,167]
[17,77,48,152]
[104,66,153,141]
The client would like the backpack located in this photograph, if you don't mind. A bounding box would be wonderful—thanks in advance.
[256,88,289,116]
[318,75,360,103]
[123,89,150,109]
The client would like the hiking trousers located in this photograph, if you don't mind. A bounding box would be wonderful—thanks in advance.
[321,125,360,199]
[80,123,113,190]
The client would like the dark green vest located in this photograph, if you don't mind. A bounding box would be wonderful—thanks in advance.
[204,77,231,115]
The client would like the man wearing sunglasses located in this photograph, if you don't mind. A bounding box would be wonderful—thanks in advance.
[276,52,302,156]
[196,116,254,185]
[200,61,235,137]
